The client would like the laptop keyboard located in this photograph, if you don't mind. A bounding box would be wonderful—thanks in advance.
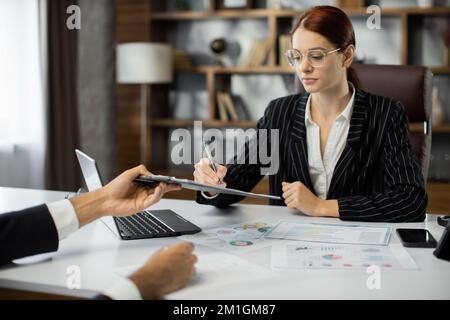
[116,210,174,238]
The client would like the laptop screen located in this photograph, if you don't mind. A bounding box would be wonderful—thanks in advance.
[75,149,104,192]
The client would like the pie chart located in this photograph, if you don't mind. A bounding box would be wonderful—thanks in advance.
[229,240,253,246]
[322,254,342,260]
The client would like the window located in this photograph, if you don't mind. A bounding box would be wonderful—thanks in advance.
[0,0,47,188]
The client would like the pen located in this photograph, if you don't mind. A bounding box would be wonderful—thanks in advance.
[202,141,222,183]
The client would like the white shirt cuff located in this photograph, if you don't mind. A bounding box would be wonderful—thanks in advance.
[46,199,80,240]
[201,191,219,199]
[102,278,142,300]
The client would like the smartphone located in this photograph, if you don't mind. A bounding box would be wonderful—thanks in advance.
[396,228,437,248]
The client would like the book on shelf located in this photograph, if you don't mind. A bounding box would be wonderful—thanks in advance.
[222,92,239,121]
[216,91,248,123]
[243,39,271,67]
[278,34,291,68]
[174,49,194,69]
[216,91,229,122]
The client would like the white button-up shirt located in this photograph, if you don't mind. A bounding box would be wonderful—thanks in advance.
[47,200,142,300]
[305,82,355,199]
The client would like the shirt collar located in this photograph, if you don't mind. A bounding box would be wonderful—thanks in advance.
[305,82,356,125]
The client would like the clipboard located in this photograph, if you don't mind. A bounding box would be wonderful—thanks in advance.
[133,175,281,201]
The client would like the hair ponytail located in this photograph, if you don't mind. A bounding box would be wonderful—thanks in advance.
[347,66,362,90]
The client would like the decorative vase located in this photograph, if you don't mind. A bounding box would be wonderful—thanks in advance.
[210,38,228,66]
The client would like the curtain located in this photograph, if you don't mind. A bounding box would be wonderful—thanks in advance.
[45,0,81,191]
[0,0,48,189]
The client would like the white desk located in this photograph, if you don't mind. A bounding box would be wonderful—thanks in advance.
[0,187,449,299]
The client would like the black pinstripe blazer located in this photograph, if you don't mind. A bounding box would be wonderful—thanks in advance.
[0,205,58,266]
[0,205,112,299]
[196,87,428,222]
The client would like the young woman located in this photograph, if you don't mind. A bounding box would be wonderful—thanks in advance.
[193,6,427,222]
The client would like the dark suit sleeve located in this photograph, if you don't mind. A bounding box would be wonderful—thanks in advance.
[338,101,427,222]
[0,204,59,266]
[195,100,278,208]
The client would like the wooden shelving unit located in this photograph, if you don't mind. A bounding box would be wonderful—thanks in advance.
[175,65,294,74]
[409,123,450,134]
[176,65,450,75]
[152,120,450,134]
[149,7,450,20]
[151,118,257,128]
[150,8,271,20]
[116,1,450,177]
[431,67,450,75]
[115,0,450,212]
[430,124,450,133]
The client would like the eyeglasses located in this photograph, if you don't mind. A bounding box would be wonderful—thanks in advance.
[285,48,341,68]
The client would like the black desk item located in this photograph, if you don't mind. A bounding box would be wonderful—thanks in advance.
[434,217,450,262]
[437,216,450,228]
[396,228,437,248]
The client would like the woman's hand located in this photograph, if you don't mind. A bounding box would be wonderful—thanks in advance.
[193,158,227,197]
[282,181,339,217]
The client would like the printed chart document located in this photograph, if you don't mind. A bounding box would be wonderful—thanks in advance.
[271,241,418,270]
[169,253,277,297]
[178,220,275,254]
[115,252,277,296]
[264,220,392,246]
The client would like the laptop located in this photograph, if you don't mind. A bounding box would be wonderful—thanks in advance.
[75,149,201,240]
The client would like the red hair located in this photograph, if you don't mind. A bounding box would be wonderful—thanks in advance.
[290,6,362,89]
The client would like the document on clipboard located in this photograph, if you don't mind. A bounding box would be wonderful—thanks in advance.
[133,175,281,201]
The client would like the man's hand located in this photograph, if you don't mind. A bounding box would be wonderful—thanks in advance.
[282,181,339,217]
[128,242,197,299]
[70,165,181,227]
[102,165,180,216]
